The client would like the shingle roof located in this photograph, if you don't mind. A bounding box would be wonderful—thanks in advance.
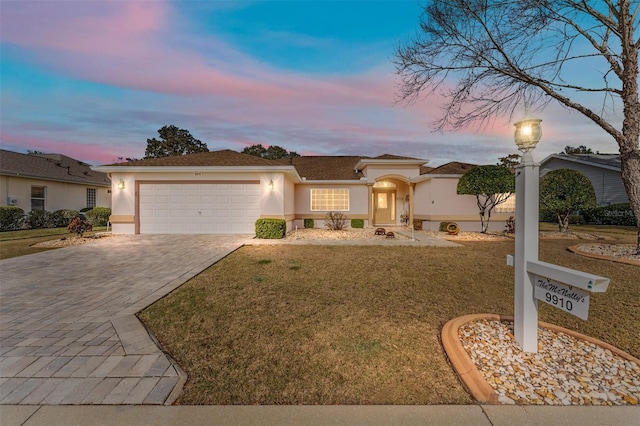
[1,150,111,186]
[546,153,621,171]
[103,150,276,167]
[426,161,478,175]
[289,156,364,180]
[99,150,429,181]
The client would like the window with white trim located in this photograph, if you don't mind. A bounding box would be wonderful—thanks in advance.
[31,186,46,211]
[86,188,96,208]
[310,189,349,211]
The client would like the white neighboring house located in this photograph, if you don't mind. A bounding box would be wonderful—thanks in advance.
[1,150,111,213]
[539,153,628,206]
[93,150,514,235]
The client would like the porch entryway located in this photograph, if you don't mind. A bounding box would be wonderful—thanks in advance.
[373,190,395,225]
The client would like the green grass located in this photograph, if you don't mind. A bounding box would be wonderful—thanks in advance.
[0,226,108,260]
[139,226,639,405]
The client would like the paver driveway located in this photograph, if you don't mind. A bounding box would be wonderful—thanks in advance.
[0,235,249,405]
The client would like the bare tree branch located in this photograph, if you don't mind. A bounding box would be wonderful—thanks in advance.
[394,0,640,249]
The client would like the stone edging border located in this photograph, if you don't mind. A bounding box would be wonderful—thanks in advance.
[441,313,640,405]
[568,244,640,266]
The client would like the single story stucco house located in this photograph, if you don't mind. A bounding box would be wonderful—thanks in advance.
[93,150,514,235]
[1,150,111,212]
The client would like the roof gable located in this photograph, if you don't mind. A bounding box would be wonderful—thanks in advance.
[541,153,621,172]
[1,150,111,186]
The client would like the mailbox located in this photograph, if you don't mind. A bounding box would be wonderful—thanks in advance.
[526,260,610,292]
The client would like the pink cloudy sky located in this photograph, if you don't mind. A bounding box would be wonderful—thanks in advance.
[0,1,622,166]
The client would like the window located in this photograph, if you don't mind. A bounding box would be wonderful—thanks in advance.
[86,188,96,208]
[495,194,516,213]
[31,186,46,211]
[310,189,349,211]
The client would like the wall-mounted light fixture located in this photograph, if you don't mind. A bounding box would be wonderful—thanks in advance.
[268,179,274,191]
[117,179,125,190]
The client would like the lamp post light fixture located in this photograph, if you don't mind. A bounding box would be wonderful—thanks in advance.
[513,118,543,154]
[513,117,542,353]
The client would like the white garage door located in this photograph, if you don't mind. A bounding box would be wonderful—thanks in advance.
[139,182,260,234]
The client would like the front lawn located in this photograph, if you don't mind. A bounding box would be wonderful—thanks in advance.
[140,227,639,405]
[0,227,108,260]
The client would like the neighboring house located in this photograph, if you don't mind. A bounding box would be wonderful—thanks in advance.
[539,153,628,206]
[0,150,111,213]
[93,150,514,235]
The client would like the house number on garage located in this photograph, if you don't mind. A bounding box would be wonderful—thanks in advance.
[533,278,590,320]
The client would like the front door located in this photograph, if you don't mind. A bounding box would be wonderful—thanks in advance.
[374,191,394,224]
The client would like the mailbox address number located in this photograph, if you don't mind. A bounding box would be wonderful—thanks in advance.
[544,292,573,311]
[534,278,590,321]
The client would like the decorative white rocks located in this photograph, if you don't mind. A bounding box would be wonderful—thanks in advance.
[460,319,640,405]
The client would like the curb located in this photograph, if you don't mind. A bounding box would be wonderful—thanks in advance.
[567,244,640,266]
[441,313,640,405]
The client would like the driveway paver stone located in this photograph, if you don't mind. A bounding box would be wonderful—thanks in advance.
[0,235,249,405]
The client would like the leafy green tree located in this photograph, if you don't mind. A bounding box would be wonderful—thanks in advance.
[497,154,521,172]
[457,165,515,233]
[540,169,597,233]
[144,125,208,159]
[564,145,594,155]
[242,144,300,160]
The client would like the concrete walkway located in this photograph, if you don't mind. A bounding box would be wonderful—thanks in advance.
[0,235,249,405]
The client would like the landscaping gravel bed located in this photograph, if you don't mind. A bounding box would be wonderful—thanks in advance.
[460,319,640,405]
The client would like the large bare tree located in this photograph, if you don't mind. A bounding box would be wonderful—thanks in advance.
[395,0,640,250]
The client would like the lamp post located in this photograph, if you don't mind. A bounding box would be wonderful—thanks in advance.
[513,118,542,353]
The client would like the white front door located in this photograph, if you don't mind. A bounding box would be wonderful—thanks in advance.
[138,182,260,234]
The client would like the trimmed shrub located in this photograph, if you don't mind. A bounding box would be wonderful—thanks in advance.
[0,206,26,231]
[351,218,364,228]
[85,207,111,226]
[583,203,637,227]
[80,207,93,212]
[255,218,286,239]
[53,209,80,227]
[27,210,55,229]
[325,211,348,231]
[413,219,423,231]
[304,218,314,229]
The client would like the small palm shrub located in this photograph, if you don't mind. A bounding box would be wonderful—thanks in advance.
[67,216,93,237]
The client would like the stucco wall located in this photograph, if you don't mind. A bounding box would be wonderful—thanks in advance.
[413,177,513,232]
[363,166,420,183]
[0,175,111,212]
[293,183,368,228]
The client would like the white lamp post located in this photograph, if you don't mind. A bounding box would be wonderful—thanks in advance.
[513,118,542,353]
